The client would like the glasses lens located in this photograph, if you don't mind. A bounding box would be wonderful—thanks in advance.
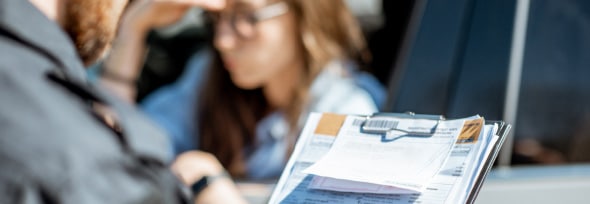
[204,10,258,40]
[232,13,256,39]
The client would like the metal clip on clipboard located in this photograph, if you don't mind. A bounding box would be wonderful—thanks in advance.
[360,112,445,140]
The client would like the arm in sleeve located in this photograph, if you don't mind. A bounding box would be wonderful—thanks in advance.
[140,51,211,157]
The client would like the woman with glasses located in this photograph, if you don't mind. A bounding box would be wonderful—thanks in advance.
[101,0,382,182]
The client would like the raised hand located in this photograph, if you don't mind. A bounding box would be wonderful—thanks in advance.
[121,0,226,33]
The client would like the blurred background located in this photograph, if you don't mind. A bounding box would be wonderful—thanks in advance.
[133,0,590,203]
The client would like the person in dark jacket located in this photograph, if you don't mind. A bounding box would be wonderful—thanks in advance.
[0,0,244,203]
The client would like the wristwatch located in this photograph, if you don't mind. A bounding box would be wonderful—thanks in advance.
[191,171,230,196]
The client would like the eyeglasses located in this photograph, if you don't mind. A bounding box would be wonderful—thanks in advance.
[204,1,289,39]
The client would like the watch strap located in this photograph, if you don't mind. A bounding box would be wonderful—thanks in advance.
[191,171,230,196]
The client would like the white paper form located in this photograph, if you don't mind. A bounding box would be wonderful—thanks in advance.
[303,116,468,192]
[438,122,494,204]
[307,176,417,194]
[306,118,489,196]
[449,124,499,204]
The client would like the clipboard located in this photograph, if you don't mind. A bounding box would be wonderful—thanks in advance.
[269,112,511,204]
[360,112,444,138]
[362,112,511,204]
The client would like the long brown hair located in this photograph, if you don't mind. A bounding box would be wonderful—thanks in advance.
[197,0,369,178]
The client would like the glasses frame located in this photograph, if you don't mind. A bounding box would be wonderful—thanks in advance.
[204,1,290,39]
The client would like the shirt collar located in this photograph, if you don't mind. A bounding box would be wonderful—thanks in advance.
[0,0,86,82]
[309,59,356,103]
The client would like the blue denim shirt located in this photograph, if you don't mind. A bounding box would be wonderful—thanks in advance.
[141,50,384,179]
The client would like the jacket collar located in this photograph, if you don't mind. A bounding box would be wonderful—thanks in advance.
[0,0,86,82]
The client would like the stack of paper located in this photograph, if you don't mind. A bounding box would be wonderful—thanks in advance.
[269,112,509,204]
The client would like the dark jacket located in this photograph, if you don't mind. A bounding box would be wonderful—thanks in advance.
[0,0,189,203]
